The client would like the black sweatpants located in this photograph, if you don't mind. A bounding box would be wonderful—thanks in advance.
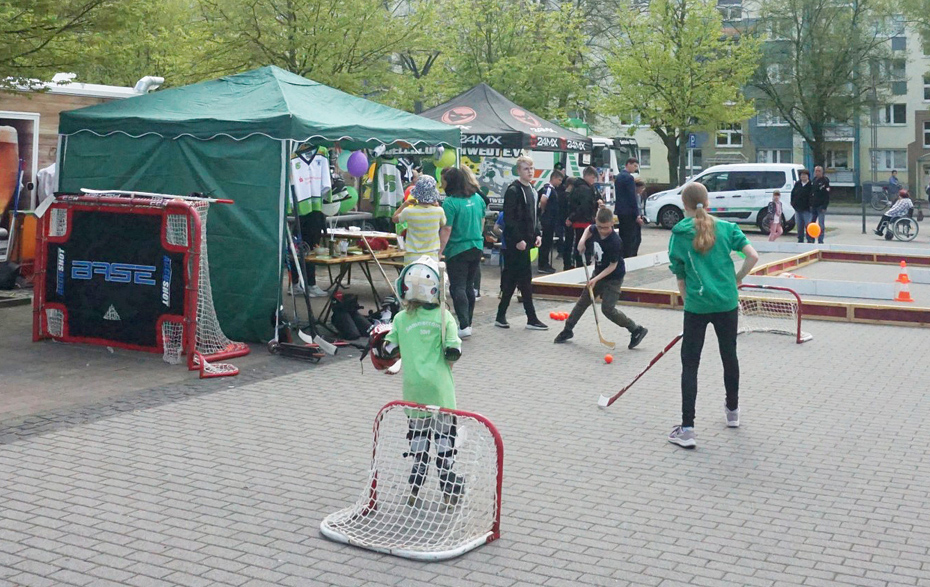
[616,215,641,258]
[497,247,538,321]
[566,226,593,270]
[539,223,556,269]
[680,308,739,428]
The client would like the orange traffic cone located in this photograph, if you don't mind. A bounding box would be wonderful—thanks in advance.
[897,260,910,284]
[895,280,914,303]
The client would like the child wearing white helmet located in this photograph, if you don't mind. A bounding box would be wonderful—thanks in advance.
[382,256,464,505]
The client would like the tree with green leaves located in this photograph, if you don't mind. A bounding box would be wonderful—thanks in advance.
[602,0,759,185]
[195,0,427,97]
[0,0,121,89]
[749,0,894,167]
[387,0,590,120]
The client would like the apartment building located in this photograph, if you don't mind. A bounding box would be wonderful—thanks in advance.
[595,1,930,194]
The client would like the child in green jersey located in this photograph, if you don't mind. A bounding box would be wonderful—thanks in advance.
[382,256,464,504]
[667,183,759,449]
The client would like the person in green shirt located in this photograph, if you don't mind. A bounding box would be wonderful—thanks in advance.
[383,256,464,504]
[440,167,487,338]
[667,182,759,449]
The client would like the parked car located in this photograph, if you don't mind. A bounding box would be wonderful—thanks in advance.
[644,163,804,233]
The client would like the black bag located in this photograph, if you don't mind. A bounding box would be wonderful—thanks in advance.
[0,262,19,290]
[330,292,370,340]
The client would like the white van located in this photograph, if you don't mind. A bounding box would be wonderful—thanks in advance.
[644,163,804,233]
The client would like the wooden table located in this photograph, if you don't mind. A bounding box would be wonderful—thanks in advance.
[304,248,405,326]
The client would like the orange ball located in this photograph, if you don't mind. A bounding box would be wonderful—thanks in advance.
[806,222,821,239]
[549,311,557,319]
[604,354,613,364]
[560,312,569,320]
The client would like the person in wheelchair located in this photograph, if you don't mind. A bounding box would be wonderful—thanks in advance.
[874,190,914,236]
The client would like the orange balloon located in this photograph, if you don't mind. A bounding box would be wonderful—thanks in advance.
[806,222,821,239]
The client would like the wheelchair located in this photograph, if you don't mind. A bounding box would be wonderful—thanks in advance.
[878,209,919,242]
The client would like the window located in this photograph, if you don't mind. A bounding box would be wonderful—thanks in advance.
[766,63,786,84]
[686,149,702,174]
[768,18,792,40]
[696,171,728,192]
[924,122,930,148]
[871,59,906,81]
[826,149,849,169]
[717,0,741,21]
[891,36,906,51]
[726,171,788,191]
[872,150,907,171]
[756,109,789,127]
[638,148,651,168]
[756,149,792,163]
[716,123,742,147]
[875,104,906,125]
[924,75,930,101]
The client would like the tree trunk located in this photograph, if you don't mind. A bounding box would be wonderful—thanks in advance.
[664,135,681,186]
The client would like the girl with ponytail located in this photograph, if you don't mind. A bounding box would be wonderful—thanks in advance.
[666,182,759,449]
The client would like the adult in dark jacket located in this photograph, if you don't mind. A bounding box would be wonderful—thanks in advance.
[496,156,547,330]
[811,165,830,244]
[614,157,642,258]
[790,169,813,243]
[566,167,600,269]
[537,169,564,273]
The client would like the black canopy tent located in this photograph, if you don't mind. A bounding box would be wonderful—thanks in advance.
[420,84,592,155]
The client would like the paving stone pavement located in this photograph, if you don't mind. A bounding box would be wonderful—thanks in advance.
[2,301,930,587]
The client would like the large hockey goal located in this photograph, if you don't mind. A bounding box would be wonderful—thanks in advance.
[738,284,812,344]
[320,401,504,561]
[33,192,249,376]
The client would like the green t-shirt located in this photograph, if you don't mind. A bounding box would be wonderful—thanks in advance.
[442,193,487,259]
[668,217,750,314]
[385,306,462,411]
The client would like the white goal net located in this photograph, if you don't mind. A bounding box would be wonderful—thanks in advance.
[738,284,812,344]
[320,402,503,561]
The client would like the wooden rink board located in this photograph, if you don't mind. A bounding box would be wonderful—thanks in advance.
[531,247,930,328]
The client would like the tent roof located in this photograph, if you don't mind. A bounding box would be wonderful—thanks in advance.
[419,84,591,153]
[58,66,460,148]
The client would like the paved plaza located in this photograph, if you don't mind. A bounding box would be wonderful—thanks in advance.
[2,218,930,586]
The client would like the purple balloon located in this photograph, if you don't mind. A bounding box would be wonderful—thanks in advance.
[347,151,369,178]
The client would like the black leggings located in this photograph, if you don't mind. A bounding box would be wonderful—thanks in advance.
[680,308,739,428]
[446,248,481,328]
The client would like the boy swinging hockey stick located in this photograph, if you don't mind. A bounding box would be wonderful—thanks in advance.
[554,207,648,350]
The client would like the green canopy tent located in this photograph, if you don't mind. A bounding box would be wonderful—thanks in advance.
[57,66,459,342]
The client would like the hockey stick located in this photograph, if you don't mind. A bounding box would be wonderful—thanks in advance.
[286,222,337,356]
[597,333,683,408]
[79,188,233,204]
[582,262,616,349]
[360,236,399,298]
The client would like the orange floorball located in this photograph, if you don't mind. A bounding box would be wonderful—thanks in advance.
[806,222,821,239]
[549,311,557,319]
[604,354,613,364]
[561,312,569,320]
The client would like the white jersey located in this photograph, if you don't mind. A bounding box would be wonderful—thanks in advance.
[290,155,332,203]
[376,162,404,210]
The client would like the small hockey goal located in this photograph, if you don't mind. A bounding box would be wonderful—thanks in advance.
[320,401,503,561]
[738,284,812,344]
[33,192,249,376]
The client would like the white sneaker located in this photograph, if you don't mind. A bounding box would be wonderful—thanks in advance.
[668,426,696,448]
[458,327,472,338]
[307,285,328,297]
[289,284,305,295]
[725,406,740,428]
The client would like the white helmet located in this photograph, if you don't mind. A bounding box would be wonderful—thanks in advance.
[396,256,443,305]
